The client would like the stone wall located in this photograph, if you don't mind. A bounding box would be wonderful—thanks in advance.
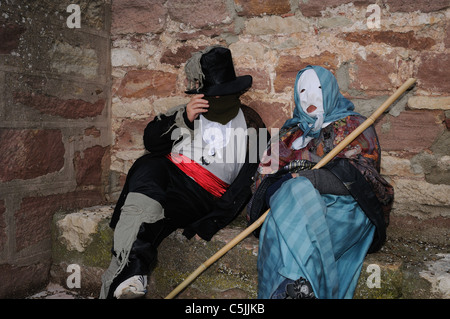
[1,0,449,298]
[0,1,111,297]
[110,0,450,231]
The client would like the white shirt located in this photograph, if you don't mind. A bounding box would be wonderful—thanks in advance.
[173,109,247,184]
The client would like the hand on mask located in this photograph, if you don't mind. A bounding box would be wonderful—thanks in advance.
[186,94,209,122]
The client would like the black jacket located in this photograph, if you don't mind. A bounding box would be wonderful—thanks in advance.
[110,104,268,241]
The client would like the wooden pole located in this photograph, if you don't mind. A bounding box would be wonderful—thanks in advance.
[164,78,416,299]
[312,78,416,170]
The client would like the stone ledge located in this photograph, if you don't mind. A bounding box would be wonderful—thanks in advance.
[50,205,449,299]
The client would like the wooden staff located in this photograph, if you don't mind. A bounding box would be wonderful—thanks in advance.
[165,77,416,299]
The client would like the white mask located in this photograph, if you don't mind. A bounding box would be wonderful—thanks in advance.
[292,69,325,150]
[297,69,324,121]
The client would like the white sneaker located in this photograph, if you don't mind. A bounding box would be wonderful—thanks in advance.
[113,275,148,299]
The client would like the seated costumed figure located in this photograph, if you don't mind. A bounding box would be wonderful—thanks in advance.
[247,65,394,299]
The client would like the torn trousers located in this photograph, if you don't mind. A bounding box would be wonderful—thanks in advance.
[100,156,216,299]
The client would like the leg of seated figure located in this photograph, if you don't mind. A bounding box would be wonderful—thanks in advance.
[111,219,176,299]
[106,192,168,299]
[101,158,171,299]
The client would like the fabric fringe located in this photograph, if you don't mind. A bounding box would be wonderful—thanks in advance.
[99,192,164,298]
[185,45,221,92]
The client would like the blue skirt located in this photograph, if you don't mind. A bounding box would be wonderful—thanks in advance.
[257,176,375,299]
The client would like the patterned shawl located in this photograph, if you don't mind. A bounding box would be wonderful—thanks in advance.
[255,114,394,225]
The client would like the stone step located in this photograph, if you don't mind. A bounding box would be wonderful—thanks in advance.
[50,205,449,299]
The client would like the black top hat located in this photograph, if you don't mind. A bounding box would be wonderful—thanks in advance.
[185,46,252,96]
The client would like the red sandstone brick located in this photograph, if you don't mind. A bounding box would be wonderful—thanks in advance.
[416,52,450,93]
[111,0,167,35]
[160,46,203,68]
[13,92,105,119]
[298,0,449,17]
[383,0,450,13]
[117,70,177,98]
[0,23,25,54]
[237,67,270,92]
[234,0,291,16]
[350,53,396,93]
[114,119,148,150]
[299,0,371,17]
[341,31,436,51]
[274,52,338,92]
[15,191,104,251]
[374,110,445,154]
[0,129,64,182]
[74,145,109,186]
[0,262,51,298]
[246,100,290,130]
[166,0,231,29]
[299,0,449,16]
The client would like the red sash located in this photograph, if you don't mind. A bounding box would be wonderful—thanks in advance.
[166,153,230,198]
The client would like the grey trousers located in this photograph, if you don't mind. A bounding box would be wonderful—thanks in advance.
[99,192,164,299]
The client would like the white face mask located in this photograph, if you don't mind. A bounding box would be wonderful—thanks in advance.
[297,69,324,131]
[291,69,325,150]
